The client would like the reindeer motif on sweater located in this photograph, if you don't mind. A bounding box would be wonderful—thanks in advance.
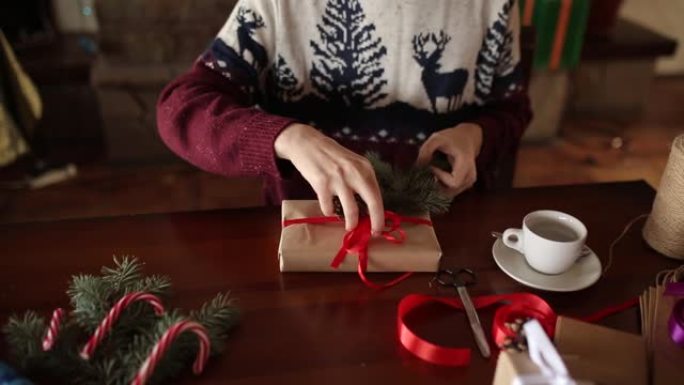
[235,7,267,69]
[412,31,469,114]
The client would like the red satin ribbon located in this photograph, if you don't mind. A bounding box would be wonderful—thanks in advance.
[397,293,638,367]
[398,293,556,366]
[283,211,432,289]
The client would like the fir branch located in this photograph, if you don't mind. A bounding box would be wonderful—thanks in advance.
[128,275,171,299]
[3,258,239,385]
[366,152,452,215]
[68,273,113,331]
[102,256,143,292]
[190,293,240,354]
[3,311,45,364]
[120,311,192,385]
[3,313,88,380]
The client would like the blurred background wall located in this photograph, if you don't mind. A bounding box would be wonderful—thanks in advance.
[621,0,684,74]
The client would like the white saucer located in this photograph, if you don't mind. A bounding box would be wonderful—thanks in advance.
[492,238,601,292]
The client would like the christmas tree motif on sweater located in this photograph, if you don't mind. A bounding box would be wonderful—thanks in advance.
[310,0,388,109]
[268,55,303,102]
[474,0,516,103]
[236,7,267,69]
[412,31,469,114]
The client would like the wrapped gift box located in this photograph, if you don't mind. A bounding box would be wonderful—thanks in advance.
[493,317,646,385]
[278,200,442,272]
[519,0,590,70]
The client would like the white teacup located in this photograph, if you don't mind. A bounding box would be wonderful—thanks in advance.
[502,210,587,275]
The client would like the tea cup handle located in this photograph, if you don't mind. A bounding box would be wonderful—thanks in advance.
[502,228,525,254]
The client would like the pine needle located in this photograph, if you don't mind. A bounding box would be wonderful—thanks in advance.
[102,256,143,292]
[3,312,45,363]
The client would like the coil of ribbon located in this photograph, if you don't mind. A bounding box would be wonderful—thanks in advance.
[397,292,638,367]
[283,211,433,289]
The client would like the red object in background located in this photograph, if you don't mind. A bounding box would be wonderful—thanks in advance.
[587,0,625,36]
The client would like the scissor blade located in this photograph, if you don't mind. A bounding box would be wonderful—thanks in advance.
[457,286,491,358]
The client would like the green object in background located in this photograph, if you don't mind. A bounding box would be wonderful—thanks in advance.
[519,0,591,70]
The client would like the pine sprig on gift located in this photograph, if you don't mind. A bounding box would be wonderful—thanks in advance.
[333,153,452,218]
[367,152,452,216]
[3,257,239,385]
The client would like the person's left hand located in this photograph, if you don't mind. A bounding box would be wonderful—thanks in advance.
[416,123,483,197]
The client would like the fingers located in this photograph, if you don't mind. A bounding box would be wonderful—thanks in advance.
[416,135,442,166]
[317,188,334,217]
[355,176,384,235]
[431,162,476,197]
[336,187,359,231]
[431,166,457,189]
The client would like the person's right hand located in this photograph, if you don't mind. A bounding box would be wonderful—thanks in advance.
[274,123,384,234]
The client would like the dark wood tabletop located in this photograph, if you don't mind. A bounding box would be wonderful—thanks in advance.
[0,181,680,385]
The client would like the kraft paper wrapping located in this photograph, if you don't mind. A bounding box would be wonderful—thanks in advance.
[555,317,647,385]
[278,200,442,272]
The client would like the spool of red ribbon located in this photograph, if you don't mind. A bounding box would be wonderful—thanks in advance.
[398,293,556,366]
[397,292,638,366]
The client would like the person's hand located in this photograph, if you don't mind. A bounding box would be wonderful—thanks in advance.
[416,123,483,197]
[274,123,384,233]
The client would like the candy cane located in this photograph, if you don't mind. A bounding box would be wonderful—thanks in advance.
[131,320,211,385]
[42,308,65,351]
[80,292,165,360]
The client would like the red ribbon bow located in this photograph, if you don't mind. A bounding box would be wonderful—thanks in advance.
[283,211,432,289]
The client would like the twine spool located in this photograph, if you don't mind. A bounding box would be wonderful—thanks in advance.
[643,135,684,260]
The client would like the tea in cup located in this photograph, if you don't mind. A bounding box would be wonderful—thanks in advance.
[502,210,587,275]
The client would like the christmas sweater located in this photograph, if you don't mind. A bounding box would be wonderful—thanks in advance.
[157,0,532,204]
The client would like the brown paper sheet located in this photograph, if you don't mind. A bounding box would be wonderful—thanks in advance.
[278,200,442,272]
[555,317,647,385]
[492,351,543,385]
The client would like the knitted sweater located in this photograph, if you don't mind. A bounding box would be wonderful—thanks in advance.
[157,0,532,204]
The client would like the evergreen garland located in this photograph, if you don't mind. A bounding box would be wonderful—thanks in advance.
[3,257,239,385]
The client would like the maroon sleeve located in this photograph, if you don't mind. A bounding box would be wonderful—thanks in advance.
[156,62,298,179]
[466,91,532,189]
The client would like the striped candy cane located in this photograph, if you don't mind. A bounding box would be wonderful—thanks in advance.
[131,320,211,385]
[42,308,65,351]
[80,292,165,360]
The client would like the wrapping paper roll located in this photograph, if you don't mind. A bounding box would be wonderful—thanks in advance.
[643,135,684,260]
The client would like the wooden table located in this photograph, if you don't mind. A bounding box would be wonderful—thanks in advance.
[0,181,679,384]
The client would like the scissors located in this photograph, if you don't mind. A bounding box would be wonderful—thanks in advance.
[431,269,491,358]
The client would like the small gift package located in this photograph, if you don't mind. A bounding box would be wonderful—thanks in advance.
[278,200,442,273]
[493,317,647,385]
